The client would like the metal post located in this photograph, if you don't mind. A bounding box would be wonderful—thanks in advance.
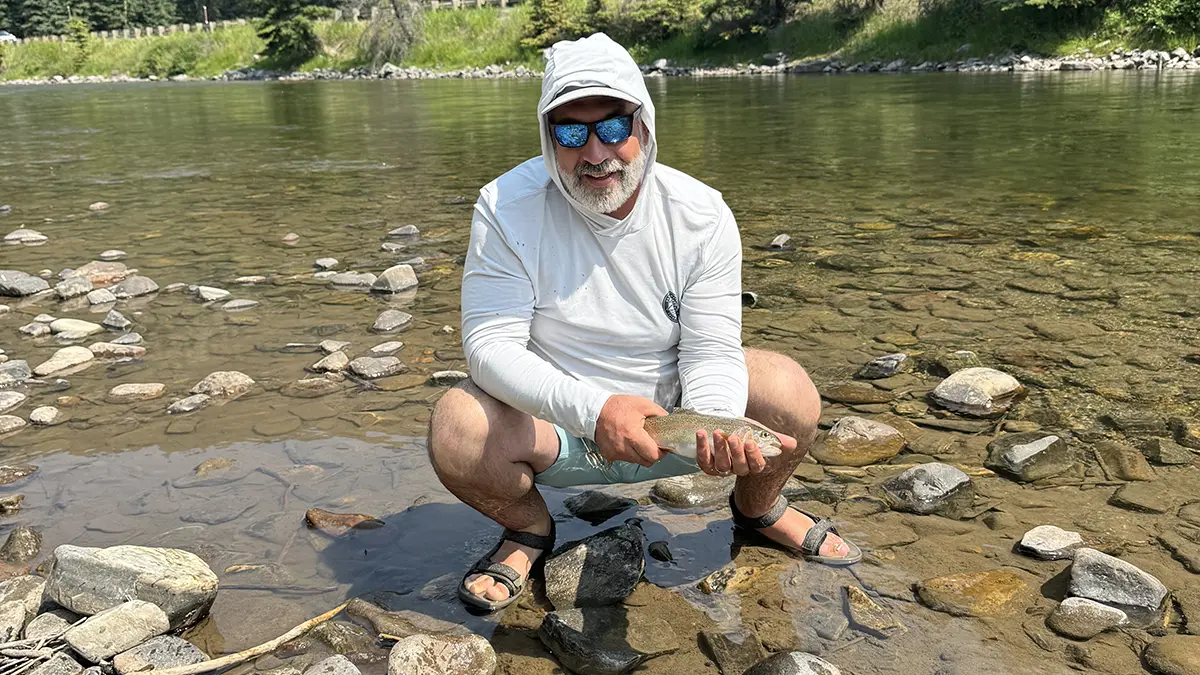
[203,5,210,31]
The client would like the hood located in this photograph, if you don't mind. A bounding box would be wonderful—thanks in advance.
[538,33,658,235]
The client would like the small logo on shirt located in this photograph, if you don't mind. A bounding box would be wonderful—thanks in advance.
[662,291,680,324]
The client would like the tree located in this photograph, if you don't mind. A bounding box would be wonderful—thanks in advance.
[256,0,336,67]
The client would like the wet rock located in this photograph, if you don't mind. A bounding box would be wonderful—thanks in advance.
[0,271,51,297]
[1109,482,1174,514]
[89,202,109,211]
[544,524,644,610]
[843,585,903,637]
[563,491,637,525]
[807,610,847,640]
[820,382,893,404]
[110,276,158,299]
[167,394,211,414]
[89,342,146,359]
[388,634,493,675]
[700,628,765,675]
[34,347,94,376]
[1069,548,1167,624]
[857,353,912,380]
[27,653,81,675]
[1094,441,1155,481]
[65,600,169,662]
[1047,597,1128,640]
[0,495,19,515]
[0,466,36,486]
[368,341,404,356]
[348,357,406,379]
[539,606,677,675]
[189,286,228,303]
[304,508,384,537]
[290,621,376,661]
[312,351,350,373]
[1026,318,1103,342]
[372,265,418,293]
[319,340,350,354]
[1172,418,1200,450]
[916,569,1031,617]
[929,349,983,375]
[0,416,25,436]
[282,378,342,398]
[25,608,81,641]
[19,322,50,338]
[743,651,842,675]
[1144,635,1200,675]
[876,462,974,517]
[650,473,736,507]
[45,545,219,629]
[345,599,464,639]
[98,250,125,261]
[329,272,377,288]
[372,310,413,333]
[101,310,131,330]
[647,541,672,562]
[0,392,24,415]
[223,299,258,311]
[985,432,1072,482]
[55,276,93,299]
[1018,525,1083,560]
[304,655,360,675]
[0,600,23,640]
[811,416,905,466]
[107,383,166,404]
[112,332,142,346]
[388,225,419,238]
[928,367,1024,417]
[429,370,468,386]
[0,361,31,387]
[113,636,207,674]
[0,526,40,563]
[87,288,116,305]
[1142,438,1194,466]
[190,371,255,399]
[4,229,47,245]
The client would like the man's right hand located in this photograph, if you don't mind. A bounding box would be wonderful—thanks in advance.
[594,395,668,467]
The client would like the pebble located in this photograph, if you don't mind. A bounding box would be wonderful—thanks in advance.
[315,258,338,270]
[50,318,104,336]
[388,225,420,237]
[429,370,468,386]
[985,432,1072,482]
[928,367,1025,416]
[113,636,207,675]
[916,569,1031,617]
[195,286,231,302]
[368,341,404,356]
[1094,441,1155,481]
[811,416,905,466]
[371,310,413,332]
[538,606,678,675]
[544,523,645,610]
[102,310,132,330]
[223,299,258,311]
[304,508,384,536]
[1069,548,1168,625]
[87,288,117,305]
[372,264,418,293]
[110,275,159,298]
[233,275,267,284]
[55,276,93,299]
[319,340,351,354]
[563,491,637,526]
[1143,635,1200,675]
[1109,482,1174,514]
[312,352,350,373]
[1047,597,1128,640]
[857,353,912,379]
[107,383,167,404]
[651,473,736,507]
[381,242,405,253]
[99,250,126,261]
[65,600,170,662]
[1141,438,1194,465]
[348,357,406,379]
[303,655,360,675]
[25,608,81,642]
[19,322,51,337]
[283,233,300,242]
[0,392,25,415]
[33,346,94,376]
[843,585,904,637]
[876,462,975,517]
[281,378,342,398]
[89,343,146,359]
[0,416,25,436]
[88,202,109,211]
[112,332,143,345]
[29,406,65,426]
[742,651,843,675]
[1018,525,1083,560]
[26,653,80,675]
[0,270,51,296]
[388,634,494,675]
[169,394,212,415]
[699,629,765,675]
[190,371,255,398]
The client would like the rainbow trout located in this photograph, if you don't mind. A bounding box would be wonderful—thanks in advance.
[644,409,783,459]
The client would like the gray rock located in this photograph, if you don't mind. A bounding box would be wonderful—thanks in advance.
[387,634,494,675]
[98,250,126,261]
[348,357,406,379]
[34,314,56,324]
[44,545,219,629]
[1141,438,1194,466]
[544,524,644,610]
[190,371,255,398]
[222,299,258,311]
[19,322,51,338]
[86,289,117,305]
[563,491,637,526]
[102,310,131,330]
[928,367,1024,416]
[934,349,983,374]
[312,351,350,373]
[808,610,849,640]
[0,391,25,414]
[381,242,405,253]
[313,271,337,281]
[344,599,466,640]
[0,360,31,387]
[1018,525,1083,560]
[0,270,50,297]
[289,621,376,659]
[1175,418,1200,450]
[811,416,905,466]
[88,202,109,211]
[303,656,359,675]
[64,600,170,663]
[329,272,376,288]
[371,265,418,293]
[368,341,404,356]
[1109,482,1174,514]
[107,383,166,403]
[429,370,468,386]
[110,276,159,298]
[4,229,47,245]
[0,416,26,435]
[387,225,420,238]
[55,276,94,300]
[314,258,338,270]
[1069,548,1168,625]
[49,319,103,336]
[27,653,81,675]
[195,286,231,302]
[112,333,143,345]
[319,340,351,354]
[1094,441,1155,481]
[68,261,128,285]
[877,462,975,518]
[0,525,41,563]
[33,347,94,376]
[113,636,207,675]
[538,606,678,675]
[0,575,46,617]
[700,629,764,675]
[857,353,912,379]
[743,651,843,675]
[985,433,1072,482]
[24,608,81,641]
[1047,597,1128,640]
[650,473,736,508]
[89,342,146,359]
[0,601,24,641]
[371,310,413,332]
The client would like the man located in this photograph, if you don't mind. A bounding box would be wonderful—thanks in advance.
[429,33,861,612]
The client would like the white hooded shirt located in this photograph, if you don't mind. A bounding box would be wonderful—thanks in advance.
[461,33,747,441]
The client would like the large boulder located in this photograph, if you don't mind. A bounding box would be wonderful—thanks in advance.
[544,524,644,610]
[1068,548,1168,625]
[44,545,219,629]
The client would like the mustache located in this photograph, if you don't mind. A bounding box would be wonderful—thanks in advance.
[575,158,626,178]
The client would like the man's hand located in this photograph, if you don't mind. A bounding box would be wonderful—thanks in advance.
[696,427,797,477]
[594,395,668,467]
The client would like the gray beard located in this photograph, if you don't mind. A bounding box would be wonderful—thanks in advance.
[561,151,647,215]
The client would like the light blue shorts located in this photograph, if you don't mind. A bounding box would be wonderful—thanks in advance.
[533,425,700,488]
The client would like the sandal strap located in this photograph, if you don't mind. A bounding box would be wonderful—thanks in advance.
[502,526,555,551]
[799,517,838,557]
[728,493,789,530]
[470,561,522,596]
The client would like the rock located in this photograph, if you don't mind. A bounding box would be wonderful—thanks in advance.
[650,473,736,507]
[807,610,847,641]
[107,383,166,404]
[857,353,912,379]
[233,276,267,285]
[0,392,24,415]
[190,371,254,398]
[64,600,170,663]
[820,381,893,404]
[0,495,16,514]
[928,367,1024,416]
[0,466,36,486]
[88,343,146,359]
[1110,482,1174,513]
[4,229,47,245]
[312,351,350,373]
[348,357,406,379]
[329,272,376,287]
[25,608,81,641]
[283,233,300,242]
[194,286,231,302]
[429,370,468,386]
[1026,318,1103,342]
[112,332,142,345]
[281,378,342,398]
[1094,441,1155,481]
[288,621,376,660]
[843,585,903,637]
[223,299,258,311]
[19,322,50,338]
[88,202,109,211]
[1144,635,1200,675]
[344,599,465,640]
[387,225,419,238]
[315,258,338,270]
[811,416,905,466]
[102,310,131,330]
[388,634,493,675]
[876,462,974,517]
[1047,597,1128,640]
[113,636,207,675]
[1172,418,1200,450]
[368,341,404,356]
[371,310,413,332]
[28,406,63,427]
[985,432,1072,482]
[98,250,126,261]
[0,601,24,641]
[544,524,644,610]
[1018,525,1083,560]
[372,265,418,294]
[319,340,351,354]
[0,574,45,616]
[1142,438,1194,466]
[916,569,1031,617]
[86,289,117,305]
[1158,532,1200,574]
[110,276,159,298]
[304,508,384,536]
[0,271,50,297]
[167,394,211,414]
[538,606,678,675]
[303,655,359,675]
[44,545,219,629]
[563,491,637,525]
[26,653,81,675]
[68,262,129,286]
[55,276,93,299]
[699,629,764,675]
[34,314,56,324]
[0,416,25,436]
[0,361,31,387]
[742,651,842,675]
[33,347,94,376]
[49,319,103,336]
[1069,548,1168,624]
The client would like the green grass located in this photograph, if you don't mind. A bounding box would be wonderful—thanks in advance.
[406,6,537,68]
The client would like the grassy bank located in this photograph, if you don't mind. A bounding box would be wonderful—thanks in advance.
[0,0,1196,81]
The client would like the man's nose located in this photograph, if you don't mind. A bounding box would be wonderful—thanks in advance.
[580,132,611,165]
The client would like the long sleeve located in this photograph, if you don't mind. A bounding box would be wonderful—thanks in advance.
[460,200,612,440]
[676,205,748,417]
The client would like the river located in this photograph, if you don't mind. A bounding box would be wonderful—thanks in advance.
[1,73,1199,674]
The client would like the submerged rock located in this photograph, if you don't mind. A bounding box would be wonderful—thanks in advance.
[856,353,912,380]
[0,360,31,387]
[107,383,166,403]
[167,394,211,414]
[368,341,404,356]
[89,342,146,359]
[876,462,974,518]
[1093,441,1155,481]
[387,635,494,675]
[916,569,1031,617]
[544,524,645,610]
[843,585,904,637]
[1047,597,1128,640]
[1069,548,1168,625]
[811,416,905,466]
[64,600,170,662]
[33,346,94,376]
[372,265,418,293]
[190,371,255,399]
[1017,525,1083,561]
[345,598,465,640]
[928,367,1024,416]
[820,381,893,405]
[699,629,765,675]
[539,606,678,675]
[348,357,406,379]
[282,378,343,398]
[113,636,208,675]
[742,651,842,675]
[563,491,637,526]
[985,432,1072,482]
[110,275,158,299]
[371,310,413,333]
[650,473,736,508]
[304,508,385,536]
[0,270,50,297]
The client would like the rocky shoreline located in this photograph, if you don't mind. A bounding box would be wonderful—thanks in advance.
[1,44,1198,87]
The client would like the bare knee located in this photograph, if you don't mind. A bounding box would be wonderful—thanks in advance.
[745,349,821,448]
[427,380,498,484]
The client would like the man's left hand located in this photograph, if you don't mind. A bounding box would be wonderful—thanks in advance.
[695,428,797,477]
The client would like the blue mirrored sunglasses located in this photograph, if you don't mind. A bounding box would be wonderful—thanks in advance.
[550,112,636,149]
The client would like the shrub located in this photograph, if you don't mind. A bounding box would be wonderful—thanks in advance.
[358,0,425,67]
[588,0,703,45]
[137,38,204,77]
[258,1,336,67]
[66,17,95,71]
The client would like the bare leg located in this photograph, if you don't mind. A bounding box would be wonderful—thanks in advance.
[428,380,561,602]
[733,349,850,558]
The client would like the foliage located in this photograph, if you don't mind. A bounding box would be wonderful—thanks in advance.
[523,0,586,48]
[587,0,703,45]
[256,0,335,66]
[358,0,424,67]
[1126,0,1200,36]
[136,33,203,74]
[66,17,95,69]
[699,0,809,44]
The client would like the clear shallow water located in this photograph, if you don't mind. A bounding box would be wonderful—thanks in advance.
[1,73,1199,673]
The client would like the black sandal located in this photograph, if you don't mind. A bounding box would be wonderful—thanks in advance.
[457,521,556,612]
[728,494,863,566]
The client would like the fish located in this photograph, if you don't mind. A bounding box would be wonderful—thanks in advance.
[644,409,783,459]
